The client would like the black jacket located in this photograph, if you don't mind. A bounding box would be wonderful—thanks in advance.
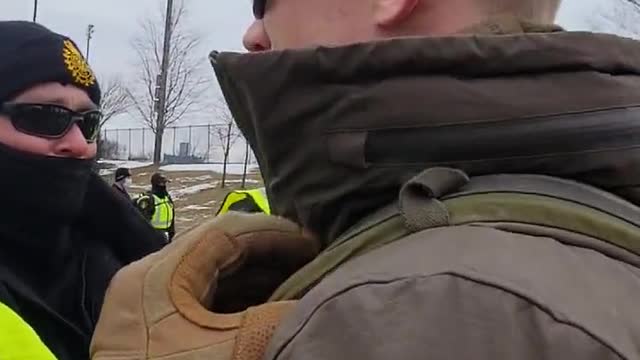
[111,181,131,201]
[0,173,165,360]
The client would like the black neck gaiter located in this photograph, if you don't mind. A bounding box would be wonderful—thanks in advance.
[152,185,169,198]
[0,142,93,225]
[0,142,94,318]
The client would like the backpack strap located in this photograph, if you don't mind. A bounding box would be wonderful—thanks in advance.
[271,167,640,301]
[270,167,466,301]
[441,175,640,256]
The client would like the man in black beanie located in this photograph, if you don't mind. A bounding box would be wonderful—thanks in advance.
[0,21,165,359]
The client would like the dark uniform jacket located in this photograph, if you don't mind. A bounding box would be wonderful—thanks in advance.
[0,173,165,360]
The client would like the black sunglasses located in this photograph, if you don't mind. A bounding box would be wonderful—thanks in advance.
[0,103,102,143]
[253,0,267,19]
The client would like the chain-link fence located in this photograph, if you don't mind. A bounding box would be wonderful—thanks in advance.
[99,124,254,165]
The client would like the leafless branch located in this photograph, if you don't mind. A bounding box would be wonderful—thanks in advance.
[126,0,210,134]
[209,96,241,156]
[214,126,242,150]
[621,0,640,9]
[590,0,640,38]
[99,76,131,127]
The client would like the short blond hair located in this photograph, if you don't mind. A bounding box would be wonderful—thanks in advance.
[482,0,562,23]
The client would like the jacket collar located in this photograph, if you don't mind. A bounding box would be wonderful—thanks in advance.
[211,19,640,243]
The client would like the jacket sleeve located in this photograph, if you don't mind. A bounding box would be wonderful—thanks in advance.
[266,274,621,360]
[134,195,154,221]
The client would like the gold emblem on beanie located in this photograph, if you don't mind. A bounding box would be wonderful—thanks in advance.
[62,39,95,87]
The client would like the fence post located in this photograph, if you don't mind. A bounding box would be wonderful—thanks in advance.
[173,127,177,156]
[103,129,108,150]
[221,122,232,188]
[128,128,132,160]
[188,125,193,156]
[206,124,211,163]
[242,138,249,188]
[99,129,106,160]
[116,130,120,159]
[142,129,145,160]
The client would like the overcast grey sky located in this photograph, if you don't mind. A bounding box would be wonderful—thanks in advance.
[0,0,616,127]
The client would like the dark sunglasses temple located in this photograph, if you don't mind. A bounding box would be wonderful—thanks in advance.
[253,0,266,19]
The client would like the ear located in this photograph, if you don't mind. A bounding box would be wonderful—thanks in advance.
[373,0,420,27]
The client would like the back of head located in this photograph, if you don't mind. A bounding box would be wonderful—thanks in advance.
[393,0,563,36]
[242,0,563,51]
[151,173,168,187]
[480,0,562,24]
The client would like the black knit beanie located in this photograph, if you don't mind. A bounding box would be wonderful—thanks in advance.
[115,167,131,182]
[0,21,101,105]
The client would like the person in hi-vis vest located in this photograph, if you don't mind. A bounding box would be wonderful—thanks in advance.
[135,173,176,242]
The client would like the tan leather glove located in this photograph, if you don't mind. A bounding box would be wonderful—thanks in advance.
[90,212,319,360]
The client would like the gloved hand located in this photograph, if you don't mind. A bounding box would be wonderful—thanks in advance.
[90,212,319,360]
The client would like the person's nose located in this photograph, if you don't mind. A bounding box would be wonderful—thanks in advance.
[51,124,91,158]
[243,20,272,52]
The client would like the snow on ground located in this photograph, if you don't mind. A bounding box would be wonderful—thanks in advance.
[174,175,214,184]
[183,205,214,211]
[171,183,220,199]
[99,160,153,169]
[128,184,150,192]
[181,175,214,182]
[160,164,258,175]
[224,179,261,185]
[98,160,153,175]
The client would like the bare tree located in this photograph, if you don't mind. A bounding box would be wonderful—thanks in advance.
[622,0,640,8]
[127,0,209,164]
[590,0,640,37]
[97,138,122,160]
[99,76,131,128]
[96,76,130,159]
[211,96,242,187]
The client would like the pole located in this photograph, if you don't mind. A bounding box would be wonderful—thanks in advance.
[242,139,249,188]
[32,0,38,22]
[206,124,211,162]
[154,0,174,164]
[172,127,177,155]
[221,123,232,188]
[188,125,192,156]
[86,24,95,63]
[116,130,120,159]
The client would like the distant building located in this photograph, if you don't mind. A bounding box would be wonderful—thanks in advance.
[164,142,205,164]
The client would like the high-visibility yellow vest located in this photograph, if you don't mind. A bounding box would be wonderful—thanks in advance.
[0,301,57,359]
[217,188,270,215]
[151,195,174,230]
